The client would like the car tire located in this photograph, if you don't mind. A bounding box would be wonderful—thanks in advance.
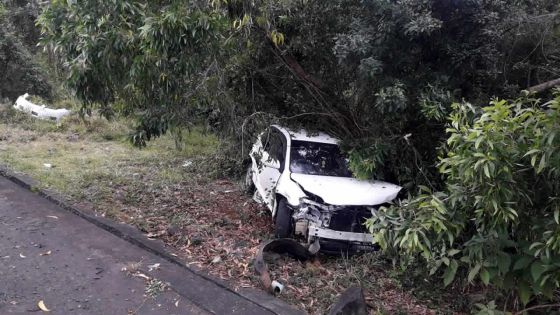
[243,165,255,195]
[275,198,293,238]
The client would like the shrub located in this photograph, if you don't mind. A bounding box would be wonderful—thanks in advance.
[368,92,560,306]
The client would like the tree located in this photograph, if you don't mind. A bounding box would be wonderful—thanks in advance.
[224,0,560,186]
[37,0,229,145]
[0,0,51,101]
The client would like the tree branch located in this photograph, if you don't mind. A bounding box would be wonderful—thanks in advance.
[527,77,560,93]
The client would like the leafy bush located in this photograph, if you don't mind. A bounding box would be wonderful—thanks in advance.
[368,92,560,306]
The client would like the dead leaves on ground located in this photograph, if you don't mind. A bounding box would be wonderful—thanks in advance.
[96,179,440,314]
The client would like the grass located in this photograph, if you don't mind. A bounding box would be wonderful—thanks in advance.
[0,104,218,214]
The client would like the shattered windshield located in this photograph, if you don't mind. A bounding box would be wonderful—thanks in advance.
[289,140,352,177]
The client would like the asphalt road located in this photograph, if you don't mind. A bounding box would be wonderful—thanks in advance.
[0,176,281,315]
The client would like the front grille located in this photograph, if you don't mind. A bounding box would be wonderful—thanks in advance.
[328,207,372,233]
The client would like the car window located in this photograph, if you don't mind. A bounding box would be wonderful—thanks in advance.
[289,140,352,177]
[262,129,286,171]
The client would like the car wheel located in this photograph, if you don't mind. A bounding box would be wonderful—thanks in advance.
[243,165,255,195]
[275,198,293,238]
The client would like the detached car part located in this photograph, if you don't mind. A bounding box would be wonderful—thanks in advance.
[253,238,313,293]
[14,93,71,122]
[253,240,369,314]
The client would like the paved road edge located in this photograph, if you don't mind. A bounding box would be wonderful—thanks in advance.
[0,165,305,315]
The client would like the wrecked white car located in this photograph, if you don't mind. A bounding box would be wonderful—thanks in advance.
[245,125,402,253]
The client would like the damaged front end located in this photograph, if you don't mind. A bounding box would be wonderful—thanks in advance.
[292,197,380,254]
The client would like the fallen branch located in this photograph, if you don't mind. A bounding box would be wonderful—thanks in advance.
[527,77,560,93]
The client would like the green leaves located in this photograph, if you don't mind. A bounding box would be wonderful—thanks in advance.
[518,281,532,305]
[513,256,533,271]
[369,93,560,306]
[441,95,560,300]
[38,0,560,307]
[497,254,511,274]
[0,2,53,101]
[443,259,458,286]
[468,263,481,282]
[38,0,229,145]
[480,268,490,285]
[530,262,546,282]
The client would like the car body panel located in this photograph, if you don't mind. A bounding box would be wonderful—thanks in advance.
[290,173,401,206]
[281,128,339,144]
[255,150,282,207]
[308,222,374,243]
[274,173,306,211]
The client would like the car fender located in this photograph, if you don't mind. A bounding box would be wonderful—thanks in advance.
[273,173,306,217]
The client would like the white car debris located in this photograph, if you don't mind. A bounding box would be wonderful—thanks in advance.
[13,93,71,122]
[245,125,402,253]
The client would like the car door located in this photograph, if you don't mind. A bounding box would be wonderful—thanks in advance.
[254,128,286,210]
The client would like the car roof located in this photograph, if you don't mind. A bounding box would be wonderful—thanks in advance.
[272,125,339,144]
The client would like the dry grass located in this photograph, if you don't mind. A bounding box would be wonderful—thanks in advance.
[0,103,466,314]
[0,105,218,208]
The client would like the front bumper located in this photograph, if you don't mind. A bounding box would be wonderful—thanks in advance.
[308,222,374,243]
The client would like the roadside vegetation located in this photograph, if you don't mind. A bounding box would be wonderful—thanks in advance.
[0,106,218,206]
[2,0,560,313]
[0,105,454,314]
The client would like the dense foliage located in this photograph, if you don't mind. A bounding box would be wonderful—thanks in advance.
[0,0,51,101]
[38,0,228,144]
[36,0,560,310]
[224,0,560,187]
[369,93,560,307]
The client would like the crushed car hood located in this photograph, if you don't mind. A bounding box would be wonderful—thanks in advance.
[291,174,401,206]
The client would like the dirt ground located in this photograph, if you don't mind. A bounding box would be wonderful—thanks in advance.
[0,106,466,314]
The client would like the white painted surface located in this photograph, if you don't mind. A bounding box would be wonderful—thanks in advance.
[272,124,339,144]
[274,172,306,209]
[13,93,71,122]
[249,125,403,244]
[290,173,401,206]
[308,222,375,243]
[250,125,402,211]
